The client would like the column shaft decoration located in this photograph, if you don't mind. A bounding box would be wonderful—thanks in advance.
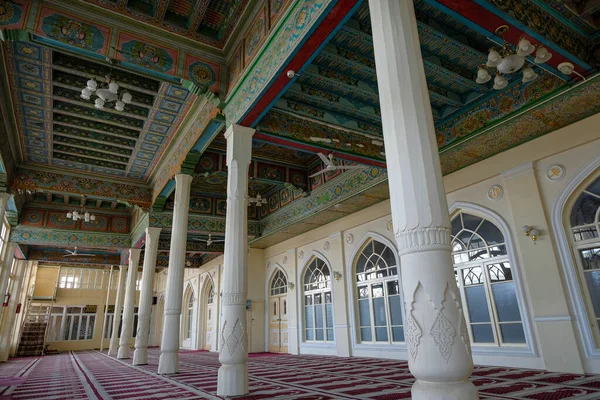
[158,173,193,374]
[368,1,476,399]
[118,248,141,358]
[217,124,255,397]
[133,227,162,365]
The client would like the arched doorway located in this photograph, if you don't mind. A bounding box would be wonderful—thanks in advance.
[202,281,215,351]
[268,269,288,353]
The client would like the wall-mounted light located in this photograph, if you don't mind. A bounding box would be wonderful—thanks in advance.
[523,225,541,243]
[288,282,295,291]
[333,271,343,281]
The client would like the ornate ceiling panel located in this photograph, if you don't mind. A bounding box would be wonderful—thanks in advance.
[3,40,196,182]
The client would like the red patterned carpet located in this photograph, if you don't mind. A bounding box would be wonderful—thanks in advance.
[2,349,600,399]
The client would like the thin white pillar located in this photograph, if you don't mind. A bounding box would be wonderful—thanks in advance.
[0,242,17,324]
[118,248,141,358]
[368,1,476,399]
[133,227,162,365]
[100,266,114,352]
[108,265,127,356]
[158,173,192,374]
[217,124,255,397]
[0,193,10,228]
[0,260,26,361]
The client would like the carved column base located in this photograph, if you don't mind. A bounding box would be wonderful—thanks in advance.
[217,363,248,397]
[132,348,148,365]
[117,345,130,359]
[107,343,118,357]
[158,350,178,375]
[412,379,478,400]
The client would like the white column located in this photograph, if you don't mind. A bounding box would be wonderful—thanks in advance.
[0,259,26,361]
[0,192,10,226]
[100,266,114,352]
[217,124,255,397]
[0,242,17,325]
[108,265,127,356]
[118,248,141,359]
[133,227,162,365]
[158,173,193,374]
[369,2,476,399]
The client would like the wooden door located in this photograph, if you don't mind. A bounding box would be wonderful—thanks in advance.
[268,294,288,353]
[279,296,288,353]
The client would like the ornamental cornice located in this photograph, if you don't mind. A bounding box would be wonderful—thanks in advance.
[395,227,452,257]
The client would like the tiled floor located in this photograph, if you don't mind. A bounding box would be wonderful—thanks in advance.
[2,349,600,399]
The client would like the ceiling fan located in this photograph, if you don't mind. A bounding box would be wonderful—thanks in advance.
[193,234,225,247]
[63,247,96,257]
[309,153,367,178]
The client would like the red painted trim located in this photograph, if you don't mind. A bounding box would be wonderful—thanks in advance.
[240,0,359,126]
[437,0,588,74]
[254,132,387,168]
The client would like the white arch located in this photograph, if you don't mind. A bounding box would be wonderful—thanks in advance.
[345,231,405,352]
[448,201,538,356]
[268,264,289,292]
[198,272,216,351]
[551,153,600,360]
[297,250,336,347]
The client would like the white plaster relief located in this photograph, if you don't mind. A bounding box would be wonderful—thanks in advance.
[346,234,354,244]
[298,251,304,260]
[396,227,452,256]
[405,282,423,360]
[323,241,330,251]
[221,292,245,305]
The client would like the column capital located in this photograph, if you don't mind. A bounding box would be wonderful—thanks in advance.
[129,248,142,256]
[224,124,255,167]
[174,173,193,185]
[145,227,162,238]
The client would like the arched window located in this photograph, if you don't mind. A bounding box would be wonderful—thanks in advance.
[569,175,600,342]
[185,290,194,339]
[303,257,334,342]
[207,284,214,305]
[355,238,403,343]
[451,212,526,347]
[271,270,288,296]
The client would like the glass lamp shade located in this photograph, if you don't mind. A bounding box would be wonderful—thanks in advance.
[115,100,125,112]
[81,88,91,100]
[517,37,535,56]
[534,46,552,63]
[86,79,97,91]
[522,67,538,83]
[73,211,79,218]
[108,81,119,94]
[84,212,90,222]
[121,92,132,104]
[94,98,105,109]
[476,67,491,84]
[493,74,508,90]
[90,215,96,221]
[486,48,501,67]
[66,211,73,218]
[496,54,526,74]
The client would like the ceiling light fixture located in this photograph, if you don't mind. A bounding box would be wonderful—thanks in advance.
[80,71,132,112]
[66,197,96,222]
[476,25,551,89]
[248,193,267,206]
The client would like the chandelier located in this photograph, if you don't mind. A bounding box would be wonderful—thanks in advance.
[248,193,267,206]
[66,198,96,222]
[80,74,132,111]
[476,25,552,90]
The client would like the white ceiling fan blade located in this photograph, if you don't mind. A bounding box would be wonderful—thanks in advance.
[336,165,367,170]
[309,170,327,178]
[317,153,331,165]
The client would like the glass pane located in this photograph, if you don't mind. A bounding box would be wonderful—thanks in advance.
[382,247,397,270]
[305,306,314,328]
[373,297,387,326]
[315,293,322,304]
[451,215,462,236]
[375,327,388,342]
[358,299,371,326]
[315,328,324,341]
[305,329,314,341]
[360,327,372,341]
[492,282,522,322]
[587,177,600,196]
[477,220,504,245]
[315,304,323,328]
[388,295,403,325]
[462,213,483,232]
[471,323,495,343]
[499,323,526,344]
[581,248,600,271]
[465,286,491,322]
[462,267,484,286]
[326,328,334,341]
[325,303,333,328]
[325,292,332,303]
[87,316,95,340]
[392,327,405,342]
[571,192,600,227]
[488,263,513,282]
[584,271,600,317]
[573,227,599,242]
[372,283,384,298]
[305,295,313,306]
[358,286,369,299]
[387,281,399,295]
[489,244,507,257]
[356,255,367,274]
[468,233,486,250]
[71,316,80,340]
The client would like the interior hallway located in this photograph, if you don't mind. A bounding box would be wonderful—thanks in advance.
[2,349,600,399]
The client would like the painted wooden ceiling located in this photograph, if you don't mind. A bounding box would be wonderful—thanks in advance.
[254,0,598,169]
[2,40,196,182]
[79,0,250,49]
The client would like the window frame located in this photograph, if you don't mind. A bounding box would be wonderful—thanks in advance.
[301,256,335,344]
